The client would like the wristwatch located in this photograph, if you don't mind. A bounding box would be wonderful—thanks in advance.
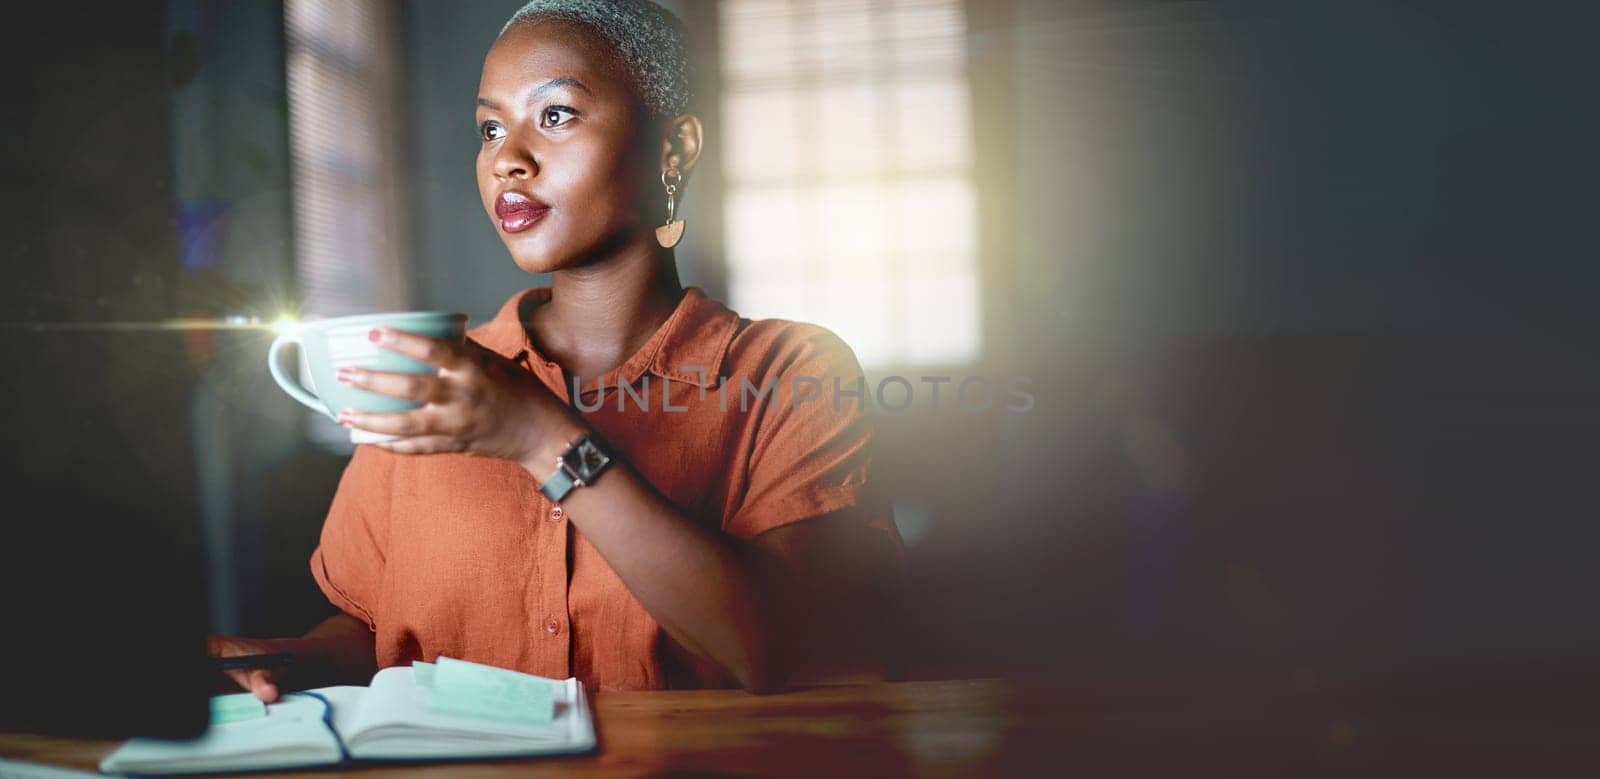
[537,434,613,502]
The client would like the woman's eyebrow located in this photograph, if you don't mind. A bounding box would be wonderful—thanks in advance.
[527,76,592,100]
[477,77,593,111]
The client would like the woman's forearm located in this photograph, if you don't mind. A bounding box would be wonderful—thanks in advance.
[553,456,797,693]
[291,612,378,688]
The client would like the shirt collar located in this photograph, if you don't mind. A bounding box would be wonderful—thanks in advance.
[470,285,740,391]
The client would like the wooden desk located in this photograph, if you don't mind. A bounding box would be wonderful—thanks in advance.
[2,675,1594,777]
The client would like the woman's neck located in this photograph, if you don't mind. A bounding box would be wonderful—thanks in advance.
[529,238,686,376]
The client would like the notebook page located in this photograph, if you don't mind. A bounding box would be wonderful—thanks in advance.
[98,695,341,775]
[307,684,368,741]
[344,667,587,759]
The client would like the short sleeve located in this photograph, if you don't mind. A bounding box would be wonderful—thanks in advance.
[308,443,394,630]
[724,326,897,552]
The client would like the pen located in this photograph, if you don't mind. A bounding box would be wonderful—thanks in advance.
[211,653,295,672]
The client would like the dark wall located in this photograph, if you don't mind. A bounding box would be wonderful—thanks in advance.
[884,0,1600,687]
[1003,0,1596,336]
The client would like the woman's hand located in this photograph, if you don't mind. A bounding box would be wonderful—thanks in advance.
[335,328,585,467]
[207,634,296,704]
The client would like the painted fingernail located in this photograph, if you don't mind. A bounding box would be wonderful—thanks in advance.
[368,328,382,343]
[336,367,353,383]
[337,409,353,425]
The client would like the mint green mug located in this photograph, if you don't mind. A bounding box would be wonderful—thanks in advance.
[268,311,469,443]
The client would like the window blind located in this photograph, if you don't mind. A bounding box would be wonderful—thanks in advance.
[720,0,980,368]
[285,0,410,319]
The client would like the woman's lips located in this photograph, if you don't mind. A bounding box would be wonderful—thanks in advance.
[495,192,550,234]
[500,207,549,233]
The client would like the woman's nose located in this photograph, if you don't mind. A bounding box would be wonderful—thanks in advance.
[493,139,537,180]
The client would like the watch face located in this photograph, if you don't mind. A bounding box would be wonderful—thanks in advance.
[574,438,611,479]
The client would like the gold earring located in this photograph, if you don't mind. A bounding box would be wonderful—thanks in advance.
[655,168,685,248]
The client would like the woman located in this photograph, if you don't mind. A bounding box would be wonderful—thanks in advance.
[210,0,906,698]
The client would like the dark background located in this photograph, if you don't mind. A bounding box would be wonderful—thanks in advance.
[2,0,1597,738]
[0,2,211,736]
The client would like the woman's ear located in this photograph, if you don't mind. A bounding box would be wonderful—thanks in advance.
[658,113,704,180]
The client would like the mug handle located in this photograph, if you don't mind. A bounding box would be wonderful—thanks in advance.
[268,333,334,420]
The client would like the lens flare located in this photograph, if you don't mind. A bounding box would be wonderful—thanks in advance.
[270,315,298,335]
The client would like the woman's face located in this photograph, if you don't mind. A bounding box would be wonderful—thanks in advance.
[476,20,656,274]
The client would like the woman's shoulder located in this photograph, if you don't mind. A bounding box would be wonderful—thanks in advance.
[723,308,867,381]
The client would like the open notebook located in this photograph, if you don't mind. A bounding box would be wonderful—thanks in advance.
[100,661,595,775]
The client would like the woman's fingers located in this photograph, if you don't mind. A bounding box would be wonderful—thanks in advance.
[220,668,280,703]
[338,408,439,437]
[219,668,250,694]
[370,328,466,370]
[375,435,462,455]
[205,634,235,657]
[247,669,280,703]
[337,367,445,402]
[208,634,289,703]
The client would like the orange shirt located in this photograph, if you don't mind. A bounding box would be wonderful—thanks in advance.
[309,286,906,691]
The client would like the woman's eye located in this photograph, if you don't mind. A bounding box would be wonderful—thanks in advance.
[541,106,576,128]
[479,121,505,142]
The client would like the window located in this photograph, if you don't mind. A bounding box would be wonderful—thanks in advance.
[285,0,410,448]
[285,0,410,317]
[720,0,980,368]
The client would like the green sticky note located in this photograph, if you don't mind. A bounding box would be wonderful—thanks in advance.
[412,660,436,689]
[425,656,556,724]
[208,693,267,724]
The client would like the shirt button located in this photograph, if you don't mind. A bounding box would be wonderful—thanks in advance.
[549,505,564,521]
[544,618,561,635]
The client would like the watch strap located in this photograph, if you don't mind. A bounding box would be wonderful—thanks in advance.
[538,462,577,502]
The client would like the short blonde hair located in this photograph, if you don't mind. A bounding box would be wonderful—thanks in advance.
[500,0,692,122]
